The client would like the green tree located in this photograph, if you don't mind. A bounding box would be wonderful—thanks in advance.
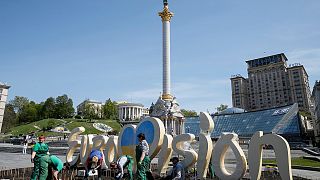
[55,94,74,118]
[46,119,55,130]
[9,96,29,113]
[103,98,117,119]
[181,109,198,117]
[1,104,17,133]
[83,101,99,119]
[19,101,38,123]
[216,104,228,113]
[42,97,56,119]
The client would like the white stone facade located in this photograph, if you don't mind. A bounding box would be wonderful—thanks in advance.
[77,100,103,118]
[0,83,10,132]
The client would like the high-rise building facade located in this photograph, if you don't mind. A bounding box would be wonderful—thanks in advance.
[311,80,320,145]
[231,53,312,112]
[0,82,10,132]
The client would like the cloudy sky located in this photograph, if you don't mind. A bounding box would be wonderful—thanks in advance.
[1,0,319,113]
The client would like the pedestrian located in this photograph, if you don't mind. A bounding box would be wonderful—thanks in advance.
[136,133,151,180]
[110,155,134,180]
[164,157,185,180]
[39,155,63,180]
[22,139,28,154]
[31,135,49,180]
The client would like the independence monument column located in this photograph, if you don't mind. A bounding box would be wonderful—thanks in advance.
[159,0,173,101]
[150,0,184,135]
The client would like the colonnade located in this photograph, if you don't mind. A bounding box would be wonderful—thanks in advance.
[118,105,144,121]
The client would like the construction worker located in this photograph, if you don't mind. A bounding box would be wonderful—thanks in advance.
[136,133,151,180]
[39,155,63,180]
[85,149,104,180]
[110,155,134,180]
[164,157,185,180]
[31,135,49,180]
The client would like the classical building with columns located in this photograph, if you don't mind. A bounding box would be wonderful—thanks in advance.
[0,82,10,133]
[118,103,145,121]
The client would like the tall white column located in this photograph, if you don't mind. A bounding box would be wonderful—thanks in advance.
[159,4,173,100]
[163,20,170,96]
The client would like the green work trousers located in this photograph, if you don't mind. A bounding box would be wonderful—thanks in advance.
[31,157,41,180]
[136,156,150,180]
[39,155,52,180]
[126,155,134,180]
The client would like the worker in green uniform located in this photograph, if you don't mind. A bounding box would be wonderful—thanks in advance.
[39,155,63,180]
[208,158,214,179]
[110,155,134,180]
[31,135,49,180]
[136,133,151,180]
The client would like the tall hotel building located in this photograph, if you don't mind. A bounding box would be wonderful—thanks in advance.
[311,81,320,145]
[231,53,312,112]
[0,83,10,132]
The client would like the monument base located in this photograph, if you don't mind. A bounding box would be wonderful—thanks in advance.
[150,96,185,135]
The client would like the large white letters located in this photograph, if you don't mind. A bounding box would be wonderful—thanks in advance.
[66,127,85,166]
[104,136,118,165]
[80,134,93,165]
[197,112,214,179]
[66,113,293,179]
[248,131,292,180]
[172,133,198,168]
[212,133,247,180]
[157,134,173,175]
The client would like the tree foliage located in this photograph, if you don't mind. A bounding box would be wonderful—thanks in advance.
[83,100,100,119]
[18,101,38,123]
[181,109,198,117]
[4,94,75,126]
[54,94,74,119]
[42,97,56,119]
[216,104,228,113]
[103,98,118,119]
[9,96,29,113]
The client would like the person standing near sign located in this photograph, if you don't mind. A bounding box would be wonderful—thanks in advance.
[136,133,151,180]
[31,135,49,180]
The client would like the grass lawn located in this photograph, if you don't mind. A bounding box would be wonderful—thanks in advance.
[65,119,121,134]
[263,157,320,167]
[9,119,64,136]
[8,118,121,137]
